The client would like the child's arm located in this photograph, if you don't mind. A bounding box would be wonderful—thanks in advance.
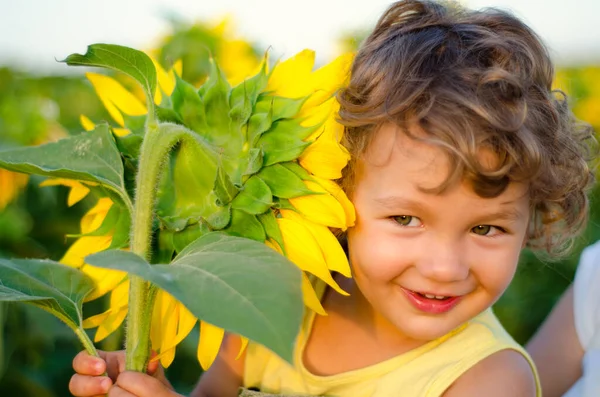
[526,285,584,397]
[442,350,537,397]
[189,333,246,397]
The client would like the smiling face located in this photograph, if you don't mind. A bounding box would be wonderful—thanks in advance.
[346,123,530,341]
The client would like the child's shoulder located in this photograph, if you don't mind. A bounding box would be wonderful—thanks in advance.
[443,349,537,397]
[573,240,600,350]
[417,309,539,396]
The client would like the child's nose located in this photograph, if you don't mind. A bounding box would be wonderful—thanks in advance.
[415,237,469,283]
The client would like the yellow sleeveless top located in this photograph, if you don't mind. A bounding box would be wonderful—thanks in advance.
[244,279,541,396]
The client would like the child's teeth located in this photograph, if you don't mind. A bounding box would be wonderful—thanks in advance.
[424,294,436,299]
[435,295,446,299]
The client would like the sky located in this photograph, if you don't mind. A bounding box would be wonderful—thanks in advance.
[1,0,599,74]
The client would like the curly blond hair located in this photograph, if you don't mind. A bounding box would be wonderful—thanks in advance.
[337,0,596,257]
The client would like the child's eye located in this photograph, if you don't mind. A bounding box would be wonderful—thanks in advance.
[392,215,422,227]
[471,225,504,236]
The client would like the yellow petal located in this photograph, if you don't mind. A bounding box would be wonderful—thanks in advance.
[92,306,128,342]
[39,179,92,207]
[302,52,353,108]
[281,210,350,277]
[300,129,350,180]
[219,40,262,87]
[198,321,225,370]
[289,181,347,229]
[302,272,327,315]
[278,217,348,296]
[172,60,183,78]
[158,291,179,367]
[265,239,326,312]
[80,115,95,131]
[60,235,112,269]
[82,310,112,328]
[267,50,315,98]
[81,263,127,302]
[237,336,249,360]
[84,281,129,341]
[80,198,113,234]
[0,170,14,210]
[160,303,197,353]
[299,97,336,131]
[312,177,356,228]
[112,127,131,137]
[152,58,175,102]
[150,291,165,352]
[86,73,147,127]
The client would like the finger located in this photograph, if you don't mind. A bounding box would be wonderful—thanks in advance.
[116,371,172,396]
[108,385,136,397]
[104,351,126,380]
[73,351,107,376]
[147,351,160,375]
[69,374,112,396]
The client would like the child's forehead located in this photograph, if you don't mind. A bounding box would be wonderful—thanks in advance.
[357,122,521,197]
[364,122,500,171]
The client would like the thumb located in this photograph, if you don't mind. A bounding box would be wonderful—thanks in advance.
[147,351,161,376]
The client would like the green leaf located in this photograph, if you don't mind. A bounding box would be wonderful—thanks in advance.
[205,204,231,230]
[156,106,183,125]
[257,211,285,254]
[225,209,266,241]
[231,176,272,214]
[114,132,143,159]
[172,222,210,253]
[0,124,128,200]
[157,136,219,226]
[63,44,157,106]
[0,258,94,330]
[273,197,297,211]
[258,130,311,167]
[85,233,303,364]
[199,60,234,145]
[229,59,269,127]
[242,148,264,177]
[254,95,307,121]
[247,111,273,147]
[281,161,314,181]
[172,75,208,134]
[267,119,320,141]
[213,165,239,206]
[122,114,147,135]
[258,164,314,199]
[70,200,131,250]
[154,229,176,264]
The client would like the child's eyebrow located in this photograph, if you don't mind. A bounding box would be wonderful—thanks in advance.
[374,196,426,211]
[374,195,525,222]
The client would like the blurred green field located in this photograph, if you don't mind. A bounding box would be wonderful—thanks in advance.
[0,18,598,397]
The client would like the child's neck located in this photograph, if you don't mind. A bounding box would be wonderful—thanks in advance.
[302,275,431,376]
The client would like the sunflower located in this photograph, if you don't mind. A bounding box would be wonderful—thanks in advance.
[54,47,354,370]
[0,170,28,211]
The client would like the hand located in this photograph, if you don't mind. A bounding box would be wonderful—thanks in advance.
[69,350,170,396]
[108,371,184,397]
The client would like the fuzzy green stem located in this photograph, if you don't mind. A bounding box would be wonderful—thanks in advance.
[74,327,101,358]
[125,122,206,372]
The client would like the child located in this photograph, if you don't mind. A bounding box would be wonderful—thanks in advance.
[527,240,600,397]
[68,1,594,396]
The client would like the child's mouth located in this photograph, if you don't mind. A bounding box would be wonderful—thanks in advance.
[402,288,462,314]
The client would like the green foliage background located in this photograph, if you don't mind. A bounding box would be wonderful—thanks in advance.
[0,19,598,397]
